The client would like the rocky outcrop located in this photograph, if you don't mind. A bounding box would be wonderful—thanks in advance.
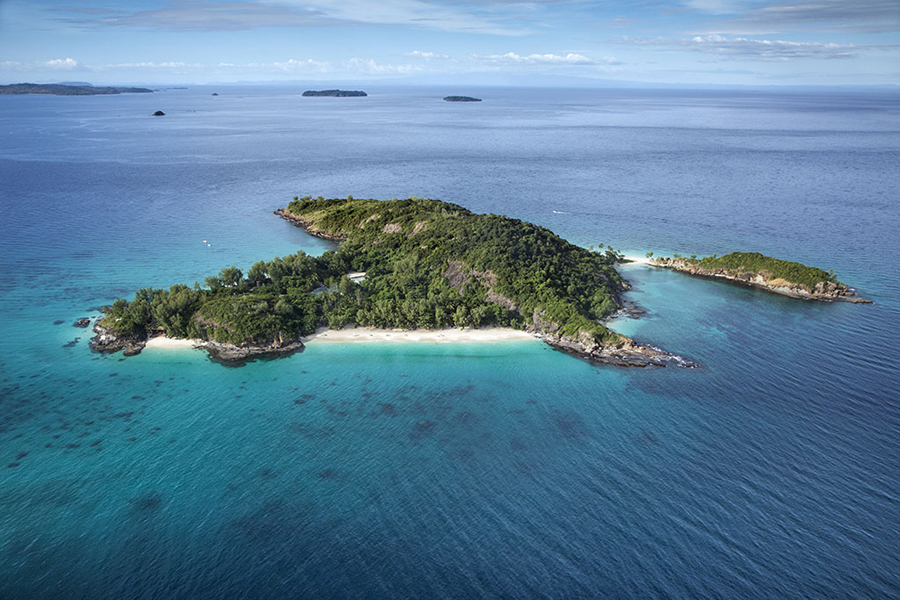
[201,340,304,363]
[274,208,347,241]
[536,331,695,368]
[89,322,304,362]
[650,257,872,303]
[443,261,518,312]
[89,323,147,356]
[73,317,92,328]
[526,308,695,368]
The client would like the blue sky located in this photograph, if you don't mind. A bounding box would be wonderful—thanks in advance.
[1,0,898,86]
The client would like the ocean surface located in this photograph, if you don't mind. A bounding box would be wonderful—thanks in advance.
[1,85,898,598]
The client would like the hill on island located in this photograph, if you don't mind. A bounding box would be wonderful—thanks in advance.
[93,196,680,365]
[0,83,153,95]
[302,90,367,97]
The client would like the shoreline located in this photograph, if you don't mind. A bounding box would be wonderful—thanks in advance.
[141,327,537,350]
[302,326,536,344]
[144,336,200,349]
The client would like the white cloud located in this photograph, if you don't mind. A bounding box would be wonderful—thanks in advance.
[44,58,79,69]
[0,58,80,71]
[247,58,331,72]
[482,52,600,65]
[622,34,859,60]
[343,58,421,75]
[407,50,452,60]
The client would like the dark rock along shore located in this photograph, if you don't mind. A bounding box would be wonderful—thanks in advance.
[89,322,304,362]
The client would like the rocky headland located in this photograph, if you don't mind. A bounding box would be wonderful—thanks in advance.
[650,254,871,303]
[274,208,347,241]
[89,322,304,362]
[0,83,153,95]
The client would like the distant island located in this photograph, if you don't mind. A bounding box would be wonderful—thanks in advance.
[0,83,153,96]
[649,252,871,303]
[444,96,482,102]
[302,90,367,97]
[151,111,166,116]
[90,196,691,367]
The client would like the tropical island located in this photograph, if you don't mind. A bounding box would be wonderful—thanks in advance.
[90,196,691,367]
[648,252,871,303]
[302,90,367,97]
[444,96,482,102]
[0,83,153,95]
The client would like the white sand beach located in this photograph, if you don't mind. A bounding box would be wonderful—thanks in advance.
[621,254,652,265]
[144,336,201,349]
[302,327,535,344]
[142,327,535,350]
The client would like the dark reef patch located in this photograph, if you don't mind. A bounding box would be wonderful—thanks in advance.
[552,410,588,438]
[409,419,437,440]
[377,403,397,416]
[129,491,163,512]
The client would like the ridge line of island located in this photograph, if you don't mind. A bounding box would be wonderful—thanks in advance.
[87,196,869,367]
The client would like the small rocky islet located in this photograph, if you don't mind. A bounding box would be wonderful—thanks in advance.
[649,253,872,303]
[301,90,367,97]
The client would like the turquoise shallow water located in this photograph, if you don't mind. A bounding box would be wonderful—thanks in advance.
[1,86,898,598]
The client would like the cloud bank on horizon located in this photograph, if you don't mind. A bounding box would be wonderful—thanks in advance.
[0,0,897,86]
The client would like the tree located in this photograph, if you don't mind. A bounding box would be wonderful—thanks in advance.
[219,266,243,287]
[646,252,654,258]
[247,261,267,287]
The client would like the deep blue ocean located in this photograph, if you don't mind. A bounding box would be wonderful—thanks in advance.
[1,86,898,598]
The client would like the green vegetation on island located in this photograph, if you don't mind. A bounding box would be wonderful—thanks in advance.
[650,251,870,302]
[94,196,663,362]
[0,83,153,95]
[301,90,367,97]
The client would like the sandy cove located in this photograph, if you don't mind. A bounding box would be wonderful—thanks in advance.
[142,327,535,350]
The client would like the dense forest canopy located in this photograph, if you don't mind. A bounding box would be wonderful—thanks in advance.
[100,196,629,348]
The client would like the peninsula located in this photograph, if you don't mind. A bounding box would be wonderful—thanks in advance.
[0,83,153,95]
[649,252,871,303]
[91,196,691,367]
[302,90,367,97]
[444,96,482,102]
